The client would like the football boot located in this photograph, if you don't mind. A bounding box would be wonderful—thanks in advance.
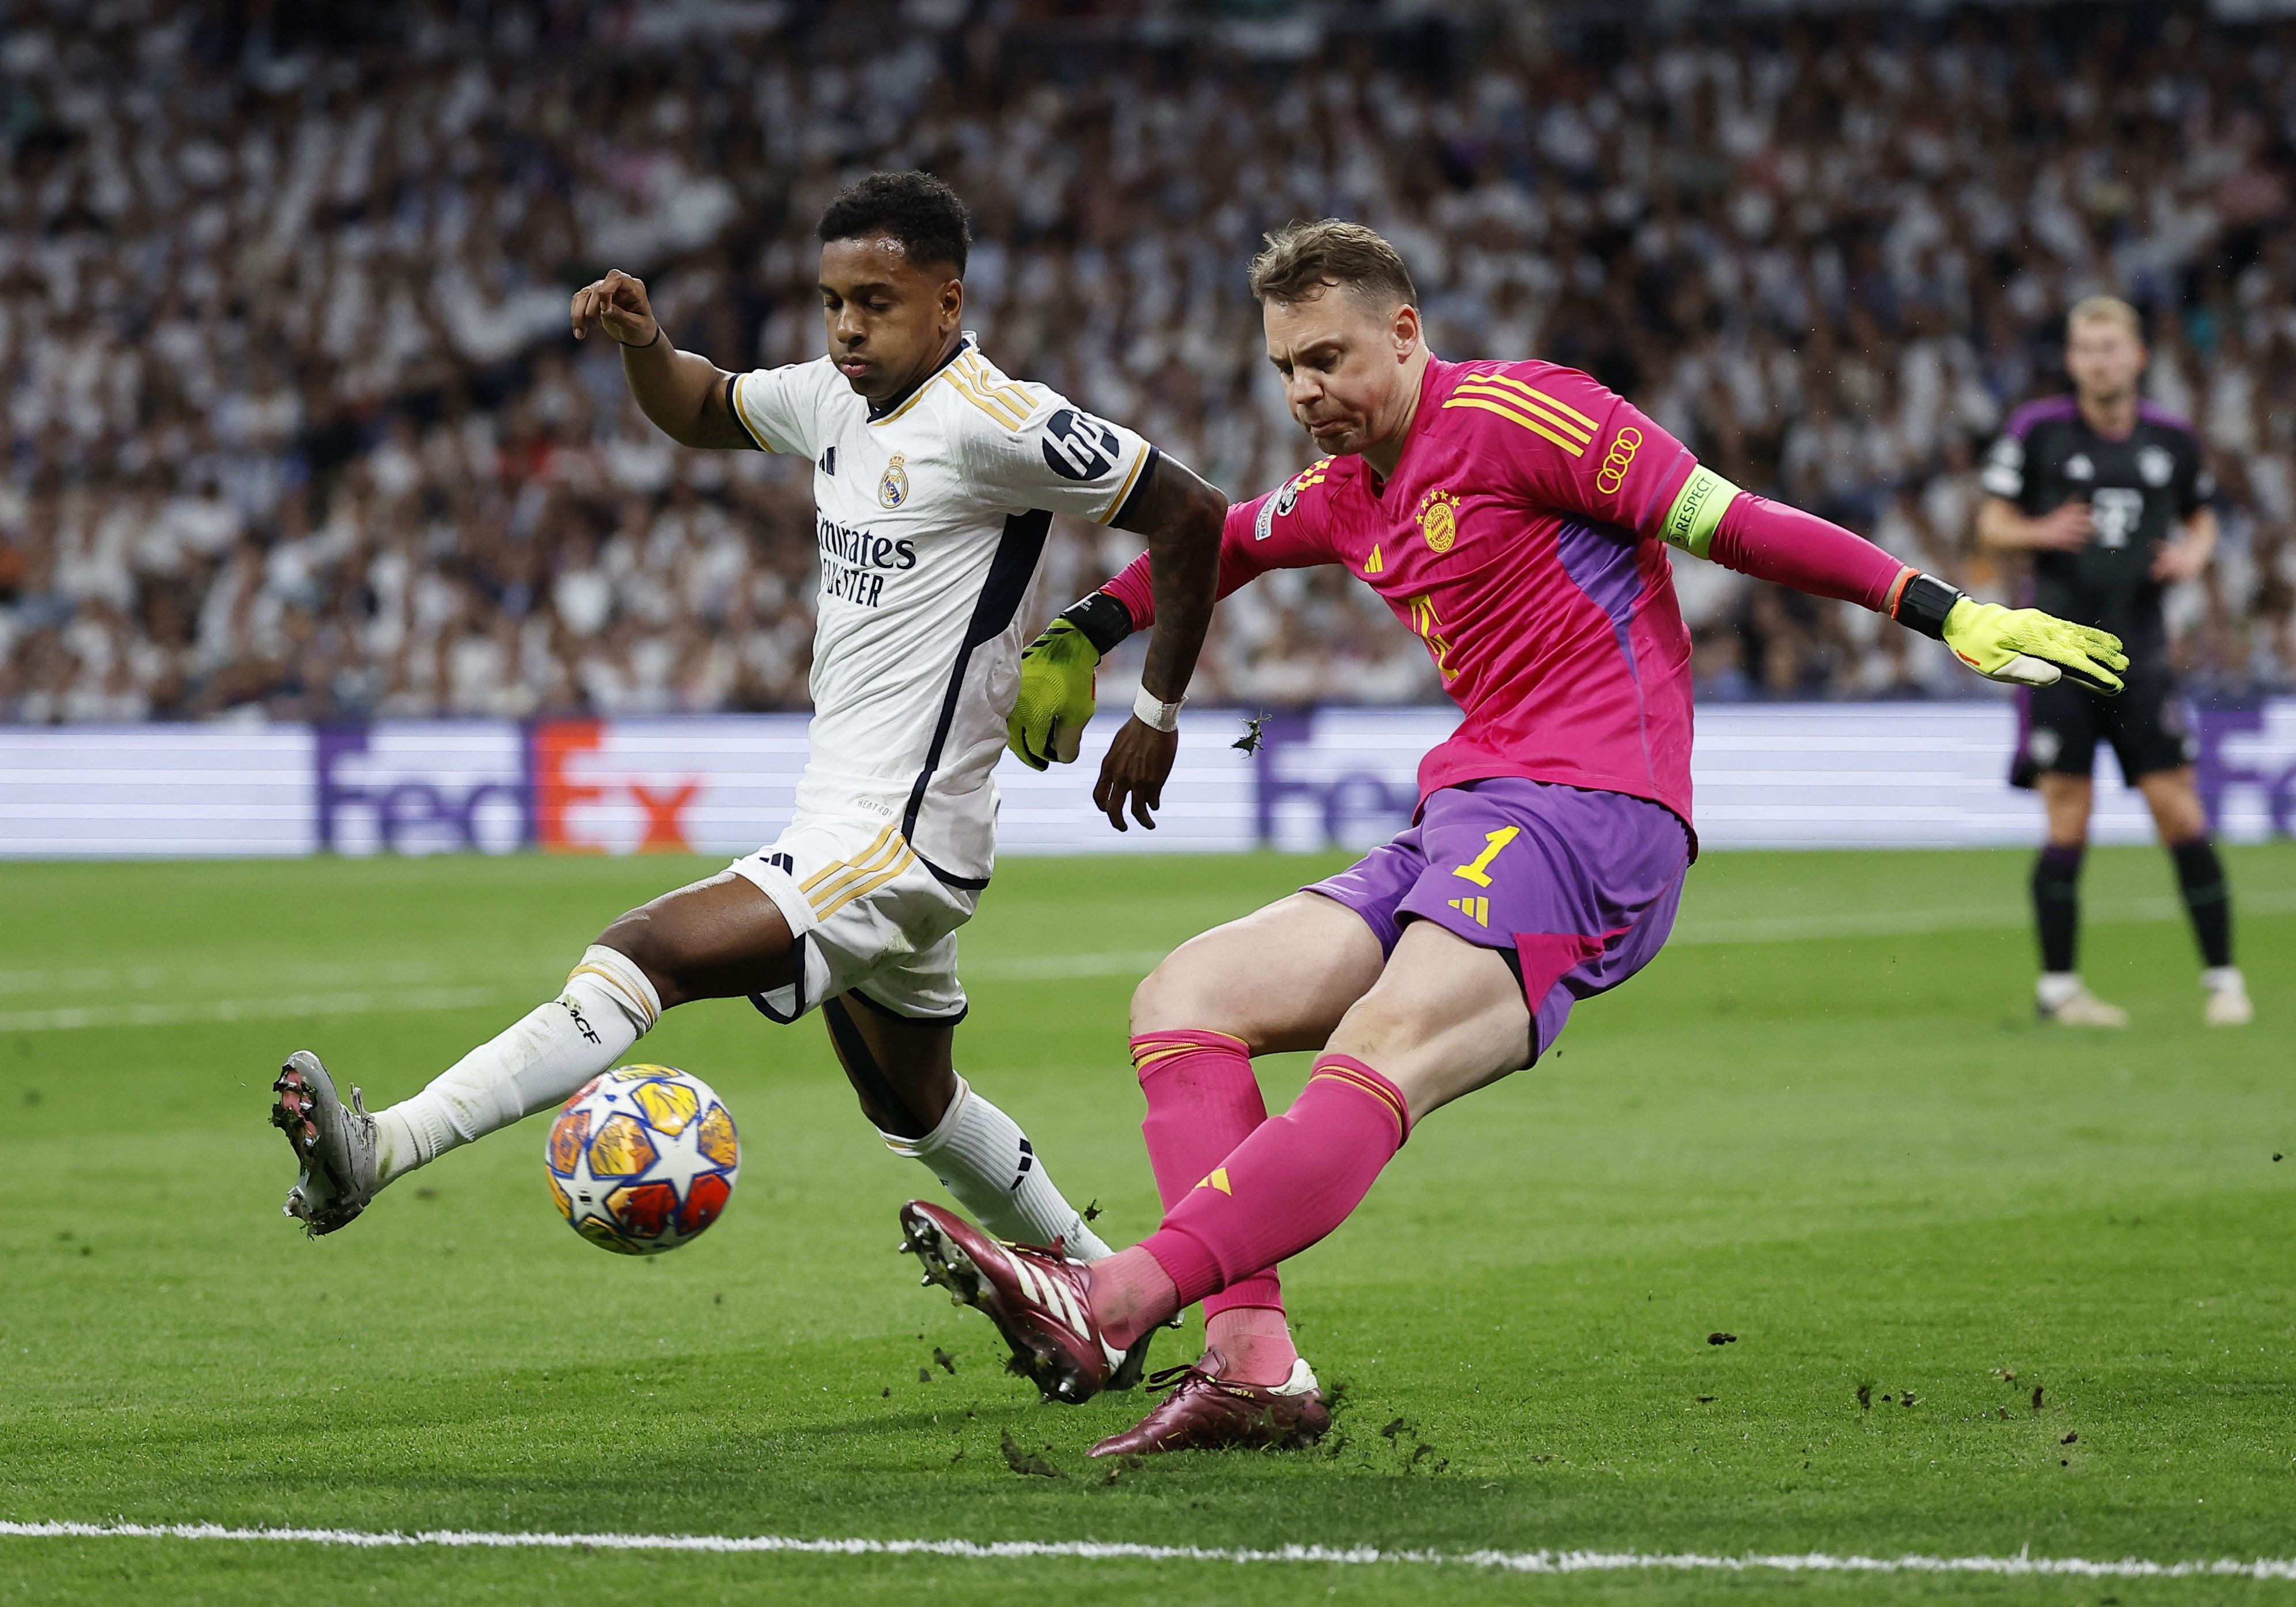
[271,1050,379,1236]
[2202,968,2254,1027]
[1089,1350,1330,1457]
[899,1200,1120,1404]
[2036,982,2128,1028]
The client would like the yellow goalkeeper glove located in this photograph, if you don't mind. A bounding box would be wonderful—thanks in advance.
[1009,591,1138,769]
[1889,572,2127,695]
[1941,598,2127,695]
[1007,619,1099,770]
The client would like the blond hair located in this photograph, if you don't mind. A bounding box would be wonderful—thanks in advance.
[1247,219,1419,312]
[2067,295,2142,340]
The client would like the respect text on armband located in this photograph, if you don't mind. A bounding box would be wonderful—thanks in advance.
[1661,466,1738,557]
[1665,477,1714,548]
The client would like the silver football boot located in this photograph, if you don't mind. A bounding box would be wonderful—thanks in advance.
[270,1050,380,1236]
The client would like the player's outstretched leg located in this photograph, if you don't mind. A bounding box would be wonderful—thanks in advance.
[911,921,1526,1440]
[891,896,1373,1401]
[275,863,1119,1286]
[1124,892,1385,1388]
[271,873,766,1233]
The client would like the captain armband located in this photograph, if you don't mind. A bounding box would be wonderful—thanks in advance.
[1057,589,1135,655]
[1885,571,1965,640]
[1659,467,1742,558]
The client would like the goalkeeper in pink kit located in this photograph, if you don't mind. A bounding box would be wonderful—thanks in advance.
[900,221,2125,1454]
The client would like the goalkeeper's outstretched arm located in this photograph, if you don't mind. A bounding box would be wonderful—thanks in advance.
[1661,468,2128,695]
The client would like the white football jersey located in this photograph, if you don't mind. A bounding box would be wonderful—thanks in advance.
[729,336,1156,885]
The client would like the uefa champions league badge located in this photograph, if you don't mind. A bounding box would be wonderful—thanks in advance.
[1259,458,1330,541]
[879,453,910,509]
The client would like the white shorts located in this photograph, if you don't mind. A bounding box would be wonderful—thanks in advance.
[728,813,980,1025]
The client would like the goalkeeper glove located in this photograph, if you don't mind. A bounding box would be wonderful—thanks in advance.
[1007,592,1133,770]
[1890,573,2127,695]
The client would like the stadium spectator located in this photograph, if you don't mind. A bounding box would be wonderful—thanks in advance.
[1,0,2293,723]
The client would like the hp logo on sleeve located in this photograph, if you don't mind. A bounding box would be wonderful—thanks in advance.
[1040,408,1121,480]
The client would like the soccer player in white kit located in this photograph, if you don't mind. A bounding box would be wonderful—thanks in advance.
[268,175,1223,1339]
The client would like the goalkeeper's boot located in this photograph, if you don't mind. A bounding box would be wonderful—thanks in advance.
[2202,967,2255,1026]
[2035,976,2128,1028]
[271,1050,379,1236]
[899,1200,1119,1404]
[1088,1350,1330,1458]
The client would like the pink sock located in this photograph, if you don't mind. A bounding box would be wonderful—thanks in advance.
[1205,1306,1297,1385]
[1087,1247,1179,1351]
[1132,1032,1283,1318]
[1138,1054,1411,1312]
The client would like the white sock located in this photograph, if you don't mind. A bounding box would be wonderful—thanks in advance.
[373,945,663,1185]
[2201,965,2246,993]
[2036,971,2083,1010]
[881,1076,1113,1260]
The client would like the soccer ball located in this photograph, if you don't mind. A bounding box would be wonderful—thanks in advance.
[546,1065,739,1255]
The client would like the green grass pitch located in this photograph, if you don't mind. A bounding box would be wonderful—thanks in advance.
[2,843,2291,1605]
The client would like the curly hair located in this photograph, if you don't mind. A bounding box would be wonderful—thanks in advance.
[817,171,972,274]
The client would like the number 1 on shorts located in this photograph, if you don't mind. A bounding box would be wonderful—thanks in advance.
[1452,827,1520,888]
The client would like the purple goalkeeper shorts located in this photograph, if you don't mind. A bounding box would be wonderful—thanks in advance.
[1306,776,1691,1062]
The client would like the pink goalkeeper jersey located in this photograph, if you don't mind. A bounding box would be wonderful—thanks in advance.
[1111,357,1715,837]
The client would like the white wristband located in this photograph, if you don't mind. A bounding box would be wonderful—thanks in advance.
[1132,685,1184,733]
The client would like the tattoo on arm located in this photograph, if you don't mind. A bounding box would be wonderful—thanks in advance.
[1113,454,1225,705]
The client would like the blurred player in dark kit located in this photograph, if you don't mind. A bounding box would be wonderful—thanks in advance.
[1979,297,2252,1028]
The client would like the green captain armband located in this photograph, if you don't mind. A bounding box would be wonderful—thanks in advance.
[1660,467,1741,558]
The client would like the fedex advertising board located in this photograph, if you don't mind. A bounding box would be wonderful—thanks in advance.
[4,701,2295,859]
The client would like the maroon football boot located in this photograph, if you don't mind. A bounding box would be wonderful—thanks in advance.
[899,1200,1123,1404]
[1088,1350,1331,1457]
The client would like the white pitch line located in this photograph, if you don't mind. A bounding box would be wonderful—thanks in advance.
[0,986,503,1034]
[0,957,469,998]
[2,1522,2293,1579]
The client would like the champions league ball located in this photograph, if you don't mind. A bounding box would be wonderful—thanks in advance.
[546,1066,739,1255]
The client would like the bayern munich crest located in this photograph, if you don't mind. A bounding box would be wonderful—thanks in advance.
[1417,487,1460,554]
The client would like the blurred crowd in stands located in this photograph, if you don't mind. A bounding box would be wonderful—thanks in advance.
[3,0,2295,725]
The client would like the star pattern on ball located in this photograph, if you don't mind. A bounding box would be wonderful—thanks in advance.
[640,1108,719,1203]
[554,1119,627,1237]
[547,1067,740,1256]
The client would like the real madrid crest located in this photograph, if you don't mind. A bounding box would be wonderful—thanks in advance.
[1416,487,1460,555]
[878,453,910,509]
